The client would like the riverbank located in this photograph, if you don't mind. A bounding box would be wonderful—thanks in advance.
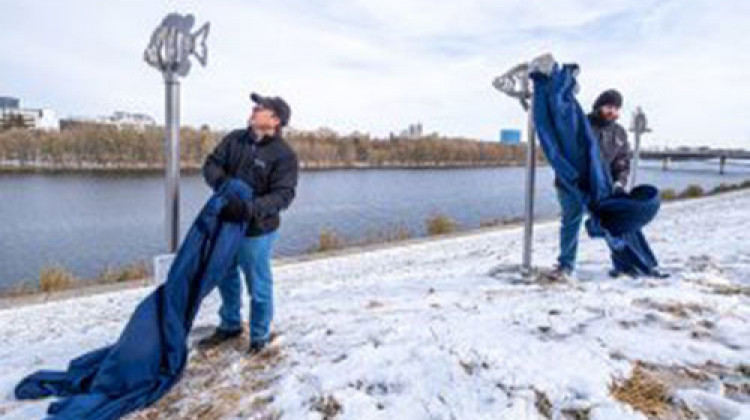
[0,160,530,174]
[0,126,529,174]
[1,188,748,419]
[3,179,750,303]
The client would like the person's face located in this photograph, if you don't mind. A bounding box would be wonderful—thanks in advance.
[248,105,280,131]
[600,104,620,121]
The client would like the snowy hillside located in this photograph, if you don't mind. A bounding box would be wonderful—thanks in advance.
[1,190,749,420]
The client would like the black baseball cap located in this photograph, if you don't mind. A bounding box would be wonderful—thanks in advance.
[250,92,291,127]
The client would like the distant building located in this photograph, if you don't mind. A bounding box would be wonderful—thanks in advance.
[110,111,156,130]
[0,96,20,109]
[390,122,424,139]
[499,129,521,144]
[0,96,59,131]
[60,111,156,131]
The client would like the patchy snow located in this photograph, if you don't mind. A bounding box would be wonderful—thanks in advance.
[1,190,749,420]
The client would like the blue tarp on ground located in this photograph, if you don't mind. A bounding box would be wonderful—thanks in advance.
[15,179,252,420]
[530,63,660,275]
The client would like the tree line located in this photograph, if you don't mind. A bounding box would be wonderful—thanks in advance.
[0,125,534,171]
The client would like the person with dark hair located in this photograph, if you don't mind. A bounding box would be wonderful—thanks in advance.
[199,92,299,354]
[550,88,631,280]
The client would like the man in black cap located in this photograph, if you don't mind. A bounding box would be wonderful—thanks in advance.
[199,92,298,354]
[550,89,631,280]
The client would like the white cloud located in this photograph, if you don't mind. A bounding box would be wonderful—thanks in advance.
[1,0,749,147]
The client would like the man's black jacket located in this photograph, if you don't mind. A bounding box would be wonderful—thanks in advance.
[588,112,631,187]
[203,128,299,236]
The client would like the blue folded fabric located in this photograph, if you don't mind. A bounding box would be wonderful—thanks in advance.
[16,179,252,420]
[530,63,659,275]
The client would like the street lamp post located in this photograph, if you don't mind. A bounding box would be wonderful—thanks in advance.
[144,13,209,252]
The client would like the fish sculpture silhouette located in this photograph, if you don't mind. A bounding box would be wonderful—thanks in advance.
[144,13,209,77]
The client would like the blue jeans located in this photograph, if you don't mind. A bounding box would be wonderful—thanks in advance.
[556,186,584,270]
[217,231,278,344]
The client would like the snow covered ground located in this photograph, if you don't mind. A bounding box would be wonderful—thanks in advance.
[1,190,749,420]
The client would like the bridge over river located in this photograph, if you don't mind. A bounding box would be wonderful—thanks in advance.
[639,149,750,174]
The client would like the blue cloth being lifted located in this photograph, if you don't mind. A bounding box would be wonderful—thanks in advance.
[530,63,660,275]
[15,179,253,420]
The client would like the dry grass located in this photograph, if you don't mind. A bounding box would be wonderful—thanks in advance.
[662,179,750,202]
[534,389,553,418]
[479,218,502,228]
[710,283,750,297]
[610,362,699,420]
[478,217,524,228]
[0,280,38,298]
[561,407,592,420]
[98,261,150,284]
[310,395,342,419]
[661,188,677,201]
[677,184,704,199]
[127,326,283,420]
[610,362,672,418]
[377,224,412,242]
[359,224,412,245]
[314,228,345,252]
[2,261,151,298]
[426,214,457,236]
[38,266,76,293]
[632,298,709,318]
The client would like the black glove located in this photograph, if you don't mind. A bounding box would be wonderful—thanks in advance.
[214,175,229,191]
[220,197,250,223]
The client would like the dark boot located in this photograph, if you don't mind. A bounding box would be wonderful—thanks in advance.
[647,268,670,279]
[197,328,242,348]
[544,264,573,282]
[247,340,267,356]
[609,268,637,278]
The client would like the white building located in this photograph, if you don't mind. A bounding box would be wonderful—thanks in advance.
[0,96,59,131]
[109,111,156,130]
[60,111,156,131]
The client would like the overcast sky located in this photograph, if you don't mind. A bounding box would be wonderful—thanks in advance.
[2,0,748,148]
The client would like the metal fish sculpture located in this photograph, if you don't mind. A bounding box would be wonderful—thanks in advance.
[144,13,210,77]
[492,53,556,110]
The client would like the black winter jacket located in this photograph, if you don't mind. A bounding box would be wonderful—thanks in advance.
[202,128,299,236]
[588,112,631,187]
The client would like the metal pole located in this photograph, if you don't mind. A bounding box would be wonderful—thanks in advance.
[631,130,641,186]
[492,53,553,277]
[144,13,209,254]
[164,73,180,252]
[522,81,536,275]
[629,107,649,187]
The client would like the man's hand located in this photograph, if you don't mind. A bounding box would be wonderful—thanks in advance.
[215,175,229,190]
[613,181,626,196]
[220,197,251,223]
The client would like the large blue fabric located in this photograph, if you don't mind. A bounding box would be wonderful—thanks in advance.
[530,63,659,275]
[15,179,253,420]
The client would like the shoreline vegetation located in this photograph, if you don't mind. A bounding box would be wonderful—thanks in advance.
[1,180,749,300]
[0,125,535,173]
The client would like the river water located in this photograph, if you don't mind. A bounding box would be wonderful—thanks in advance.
[1,160,748,290]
